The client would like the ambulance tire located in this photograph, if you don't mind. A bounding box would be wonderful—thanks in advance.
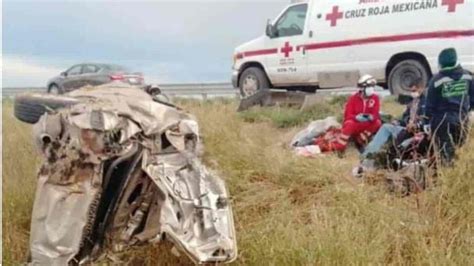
[239,67,270,98]
[14,93,79,124]
[388,59,429,97]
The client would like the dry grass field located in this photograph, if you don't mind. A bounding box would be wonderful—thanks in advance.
[2,97,473,265]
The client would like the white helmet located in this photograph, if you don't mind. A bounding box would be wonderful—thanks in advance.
[357,74,377,88]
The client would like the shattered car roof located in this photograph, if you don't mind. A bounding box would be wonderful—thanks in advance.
[66,83,191,136]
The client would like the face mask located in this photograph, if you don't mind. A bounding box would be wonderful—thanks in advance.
[411,92,421,98]
[364,86,375,97]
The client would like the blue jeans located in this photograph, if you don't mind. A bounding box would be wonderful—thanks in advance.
[361,123,404,159]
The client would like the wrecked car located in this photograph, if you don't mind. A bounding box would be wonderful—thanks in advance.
[13,83,237,264]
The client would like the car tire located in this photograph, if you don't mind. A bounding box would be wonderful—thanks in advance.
[14,93,79,124]
[48,84,64,94]
[239,67,270,98]
[388,59,429,97]
[154,93,171,103]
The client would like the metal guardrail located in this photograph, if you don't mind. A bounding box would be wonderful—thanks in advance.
[160,83,239,99]
[2,87,44,98]
[1,83,240,99]
[1,83,390,99]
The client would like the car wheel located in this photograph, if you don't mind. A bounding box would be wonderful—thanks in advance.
[154,93,171,103]
[239,67,270,98]
[14,93,79,124]
[48,84,64,94]
[388,59,429,97]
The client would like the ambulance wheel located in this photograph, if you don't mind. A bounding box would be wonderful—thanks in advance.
[388,59,429,97]
[239,67,270,98]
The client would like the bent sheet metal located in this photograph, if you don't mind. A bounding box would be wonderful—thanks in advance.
[28,84,237,265]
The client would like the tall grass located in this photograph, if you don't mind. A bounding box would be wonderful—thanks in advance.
[238,95,348,128]
[2,98,473,265]
[2,102,41,264]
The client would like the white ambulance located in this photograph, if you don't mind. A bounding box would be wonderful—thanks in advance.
[232,0,474,97]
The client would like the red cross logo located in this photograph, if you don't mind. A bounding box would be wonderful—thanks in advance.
[280,42,293,58]
[326,6,343,27]
[442,0,464,12]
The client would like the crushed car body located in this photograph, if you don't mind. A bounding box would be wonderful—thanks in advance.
[15,83,237,265]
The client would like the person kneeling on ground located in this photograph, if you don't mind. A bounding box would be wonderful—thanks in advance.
[352,77,427,176]
[317,75,382,153]
[425,48,474,166]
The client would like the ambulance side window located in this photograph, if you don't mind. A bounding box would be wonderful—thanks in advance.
[274,4,308,38]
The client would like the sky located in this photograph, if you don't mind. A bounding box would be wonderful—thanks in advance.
[2,0,289,87]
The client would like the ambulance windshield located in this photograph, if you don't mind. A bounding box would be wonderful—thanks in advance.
[274,4,308,38]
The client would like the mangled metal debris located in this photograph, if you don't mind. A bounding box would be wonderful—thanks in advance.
[15,83,237,265]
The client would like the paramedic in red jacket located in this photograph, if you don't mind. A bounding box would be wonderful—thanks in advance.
[333,75,382,151]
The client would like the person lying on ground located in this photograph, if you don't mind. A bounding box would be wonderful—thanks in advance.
[424,47,474,166]
[352,77,427,176]
[317,75,382,153]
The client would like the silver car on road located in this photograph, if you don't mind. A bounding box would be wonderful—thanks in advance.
[46,63,144,94]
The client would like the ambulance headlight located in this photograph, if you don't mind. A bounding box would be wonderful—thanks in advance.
[233,53,243,67]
